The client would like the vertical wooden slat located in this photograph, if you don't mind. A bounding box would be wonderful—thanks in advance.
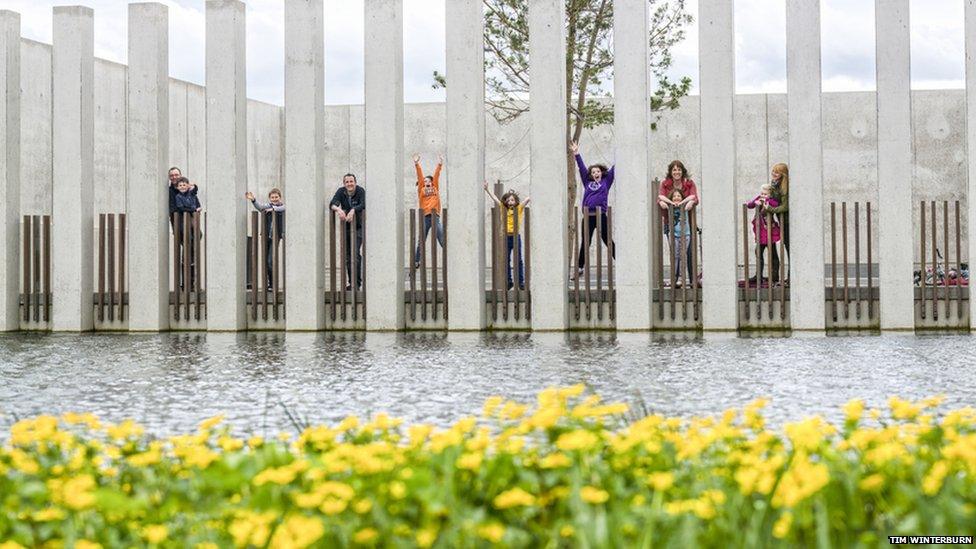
[607,206,615,322]
[172,213,180,321]
[329,210,337,322]
[22,216,31,323]
[419,209,428,321]
[691,209,699,322]
[931,201,938,321]
[183,213,191,322]
[854,202,861,320]
[584,209,592,321]
[432,211,440,322]
[489,207,496,323]
[352,216,359,322]
[97,214,105,323]
[33,217,42,322]
[442,209,449,322]
[340,216,347,322]
[655,206,664,321]
[250,211,258,322]
[280,210,286,321]
[679,210,687,321]
[409,210,416,322]
[573,207,581,321]
[501,208,509,322]
[595,208,603,322]
[273,211,280,321]
[920,201,926,320]
[741,204,749,322]
[512,205,520,321]
[108,214,116,322]
[943,201,949,318]
[842,202,849,320]
[360,211,366,318]
[765,211,773,319]
[261,211,269,322]
[524,208,531,322]
[195,212,203,321]
[830,202,837,322]
[669,208,676,322]
[955,201,962,320]
[779,213,786,321]
[42,217,51,323]
[867,202,873,320]
[119,214,126,322]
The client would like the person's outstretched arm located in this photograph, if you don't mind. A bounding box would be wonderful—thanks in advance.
[523,197,531,207]
[413,153,423,186]
[433,155,443,188]
[482,181,502,206]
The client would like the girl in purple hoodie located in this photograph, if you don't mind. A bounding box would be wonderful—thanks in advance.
[571,141,616,279]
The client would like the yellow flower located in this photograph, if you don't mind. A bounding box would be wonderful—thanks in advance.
[921,395,946,409]
[922,461,950,496]
[269,515,325,549]
[540,453,571,469]
[555,430,599,451]
[353,528,378,544]
[198,415,225,431]
[580,486,610,504]
[456,452,483,470]
[560,525,575,538]
[493,487,535,509]
[128,447,162,467]
[843,399,865,422]
[858,473,885,492]
[477,523,506,543]
[353,499,373,514]
[219,436,245,452]
[32,507,65,522]
[60,475,96,510]
[106,419,145,441]
[888,396,921,420]
[772,511,793,538]
[75,542,102,549]
[389,481,407,499]
[647,472,674,492]
[143,525,168,544]
[416,528,438,547]
[483,395,504,418]
[248,436,264,448]
[0,543,25,549]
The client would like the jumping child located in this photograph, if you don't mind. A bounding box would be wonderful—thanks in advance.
[570,141,616,280]
[244,188,285,290]
[746,183,782,284]
[483,181,530,290]
[412,153,445,269]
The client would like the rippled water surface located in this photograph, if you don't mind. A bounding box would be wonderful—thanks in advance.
[1,332,974,435]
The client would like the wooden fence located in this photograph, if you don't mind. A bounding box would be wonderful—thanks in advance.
[20,215,51,327]
[325,209,365,327]
[569,206,615,326]
[827,202,877,329]
[488,201,530,326]
[739,204,789,329]
[95,213,127,325]
[407,208,448,326]
[170,211,205,324]
[916,200,968,329]
[652,205,700,328]
[246,210,285,325]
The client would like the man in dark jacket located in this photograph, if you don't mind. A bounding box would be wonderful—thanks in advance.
[330,174,366,290]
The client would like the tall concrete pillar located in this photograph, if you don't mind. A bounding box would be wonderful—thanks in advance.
[205,0,247,331]
[51,6,94,332]
[0,11,19,331]
[875,0,914,330]
[613,0,652,331]
[364,0,404,330]
[786,0,825,330]
[528,0,568,331]
[445,0,486,331]
[284,0,325,331]
[698,0,737,330]
[126,3,169,331]
[966,0,976,329]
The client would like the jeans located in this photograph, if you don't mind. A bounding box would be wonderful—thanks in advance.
[414,213,445,265]
[577,210,616,269]
[263,237,283,288]
[757,243,780,281]
[672,233,693,282]
[344,225,363,289]
[506,235,524,287]
[173,214,198,290]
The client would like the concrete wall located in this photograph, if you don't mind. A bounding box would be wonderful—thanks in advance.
[17,37,968,262]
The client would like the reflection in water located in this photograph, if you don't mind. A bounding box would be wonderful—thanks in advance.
[0,332,972,437]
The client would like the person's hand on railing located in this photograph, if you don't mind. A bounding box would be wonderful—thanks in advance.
[346,209,355,223]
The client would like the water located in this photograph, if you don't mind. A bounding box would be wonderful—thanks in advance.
[0,332,973,436]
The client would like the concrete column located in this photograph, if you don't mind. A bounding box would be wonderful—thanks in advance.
[0,11,19,331]
[445,0,486,330]
[364,0,404,330]
[875,0,914,330]
[51,6,94,332]
[205,0,247,331]
[698,0,737,330]
[126,3,169,331]
[529,0,568,330]
[284,0,325,331]
[966,0,976,329]
[786,0,825,330]
[613,0,652,330]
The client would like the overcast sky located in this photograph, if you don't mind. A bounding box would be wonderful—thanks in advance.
[3,0,966,105]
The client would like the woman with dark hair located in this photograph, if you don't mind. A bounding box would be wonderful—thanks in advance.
[570,140,615,279]
[657,160,699,217]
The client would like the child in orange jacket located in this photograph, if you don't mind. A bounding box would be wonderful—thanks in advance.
[413,153,445,269]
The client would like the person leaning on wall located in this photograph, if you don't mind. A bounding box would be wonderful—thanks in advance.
[329,174,366,291]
